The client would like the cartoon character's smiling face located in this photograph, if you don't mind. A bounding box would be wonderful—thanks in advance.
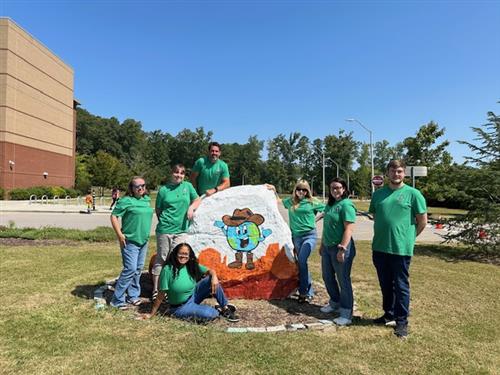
[226,222,261,251]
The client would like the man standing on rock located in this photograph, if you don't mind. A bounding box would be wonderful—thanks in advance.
[369,159,427,339]
[191,142,230,197]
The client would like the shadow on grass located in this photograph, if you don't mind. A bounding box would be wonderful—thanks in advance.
[414,244,499,265]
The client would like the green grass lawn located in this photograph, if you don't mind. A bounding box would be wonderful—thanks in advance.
[1,240,498,374]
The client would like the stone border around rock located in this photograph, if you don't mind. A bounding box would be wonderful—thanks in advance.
[93,278,344,334]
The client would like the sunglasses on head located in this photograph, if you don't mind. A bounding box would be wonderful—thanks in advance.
[133,184,146,189]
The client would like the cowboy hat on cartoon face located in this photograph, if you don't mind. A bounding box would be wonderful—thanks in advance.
[214,208,272,270]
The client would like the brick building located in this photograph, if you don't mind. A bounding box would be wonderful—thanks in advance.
[0,18,76,190]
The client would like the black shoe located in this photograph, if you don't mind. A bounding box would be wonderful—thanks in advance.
[373,315,396,327]
[394,324,408,339]
[221,306,239,322]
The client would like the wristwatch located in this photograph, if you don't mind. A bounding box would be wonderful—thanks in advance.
[214,186,218,192]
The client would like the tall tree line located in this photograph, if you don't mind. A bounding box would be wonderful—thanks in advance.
[76,106,481,206]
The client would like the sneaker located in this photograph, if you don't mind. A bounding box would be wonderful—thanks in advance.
[394,324,408,339]
[373,315,396,327]
[221,306,240,322]
[298,295,313,304]
[333,317,352,326]
[320,303,338,313]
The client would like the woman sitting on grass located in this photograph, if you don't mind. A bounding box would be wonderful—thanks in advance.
[145,243,239,322]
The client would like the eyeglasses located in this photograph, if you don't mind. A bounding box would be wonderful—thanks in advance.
[133,184,146,189]
[296,188,308,193]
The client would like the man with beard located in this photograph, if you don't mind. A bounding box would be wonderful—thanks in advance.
[191,142,230,197]
[369,159,427,339]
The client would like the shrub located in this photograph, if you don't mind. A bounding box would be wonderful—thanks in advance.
[8,186,78,200]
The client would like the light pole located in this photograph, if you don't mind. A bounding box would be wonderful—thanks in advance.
[310,176,316,196]
[345,118,374,193]
[322,152,339,202]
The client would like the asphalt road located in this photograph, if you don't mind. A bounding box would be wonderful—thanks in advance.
[0,209,445,242]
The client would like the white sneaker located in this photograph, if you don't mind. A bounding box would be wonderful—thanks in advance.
[320,304,337,313]
[333,317,352,326]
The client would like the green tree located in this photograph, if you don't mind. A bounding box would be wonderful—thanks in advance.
[352,143,371,198]
[443,110,499,254]
[402,121,450,167]
[170,127,213,171]
[266,132,310,192]
[74,154,92,193]
[88,151,129,192]
[374,140,404,173]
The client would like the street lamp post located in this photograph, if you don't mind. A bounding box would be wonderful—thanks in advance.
[345,118,374,193]
[322,152,339,202]
[310,176,316,196]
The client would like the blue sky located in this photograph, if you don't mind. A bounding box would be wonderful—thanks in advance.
[2,0,499,163]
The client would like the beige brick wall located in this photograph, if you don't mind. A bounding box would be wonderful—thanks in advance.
[0,18,75,188]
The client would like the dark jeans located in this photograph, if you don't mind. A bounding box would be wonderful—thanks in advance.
[372,251,412,326]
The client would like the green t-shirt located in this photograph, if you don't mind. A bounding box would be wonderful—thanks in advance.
[155,181,199,235]
[159,264,208,305]
[111,195,153,246]
[192,157,230,195]
[283,197,325,236]
[322,198,357,246]
[369,184,427,256]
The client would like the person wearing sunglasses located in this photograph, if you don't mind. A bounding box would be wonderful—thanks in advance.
[151,164,202,302]
[267,180,325,303]
[144,243,238,322]
[110,176,154,309]
[319,177,357,326]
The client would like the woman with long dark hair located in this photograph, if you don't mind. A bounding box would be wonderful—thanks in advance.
[319,177,357,326]
[146,243,238,322]
[267,180,325,303]
[110,176,153,308]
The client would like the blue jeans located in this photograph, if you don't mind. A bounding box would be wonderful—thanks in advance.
[292,230,317,297]
[372,251,412,326]
[171,276,228,321]
[111,241,148,306]
[321,240,356,319]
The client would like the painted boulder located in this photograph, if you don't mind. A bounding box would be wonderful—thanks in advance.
[187,185,298,299]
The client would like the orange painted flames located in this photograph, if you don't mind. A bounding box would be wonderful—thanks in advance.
[198,243,298,299]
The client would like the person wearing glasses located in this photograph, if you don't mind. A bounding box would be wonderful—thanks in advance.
[145,243,239,322]
[110,176,154,309]
[151,164,202,302]
[267,180,325,303]
[319,177,357,326]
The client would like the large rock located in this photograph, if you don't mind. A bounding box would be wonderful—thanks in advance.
[187,185,298,299]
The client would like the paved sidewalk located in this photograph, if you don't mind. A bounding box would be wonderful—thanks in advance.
[1,200,447,242]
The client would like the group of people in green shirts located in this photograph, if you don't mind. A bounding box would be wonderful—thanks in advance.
[109,144,427,338]
[110,142,237,322]
[269,159,427,337]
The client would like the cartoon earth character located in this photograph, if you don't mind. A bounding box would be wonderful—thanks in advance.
[214,208,272,270]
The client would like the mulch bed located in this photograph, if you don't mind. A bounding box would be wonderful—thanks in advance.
[102,273,362,328]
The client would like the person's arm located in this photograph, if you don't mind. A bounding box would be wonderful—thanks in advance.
[416,213,427,236]
[187,197,202,220]
[204,268,219,294]
[190,172,199,191]
[110,215,126,249]
[337,222,354,263]
[139,291,166,319]
[265,184,282,203]
[205,177,230,197]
